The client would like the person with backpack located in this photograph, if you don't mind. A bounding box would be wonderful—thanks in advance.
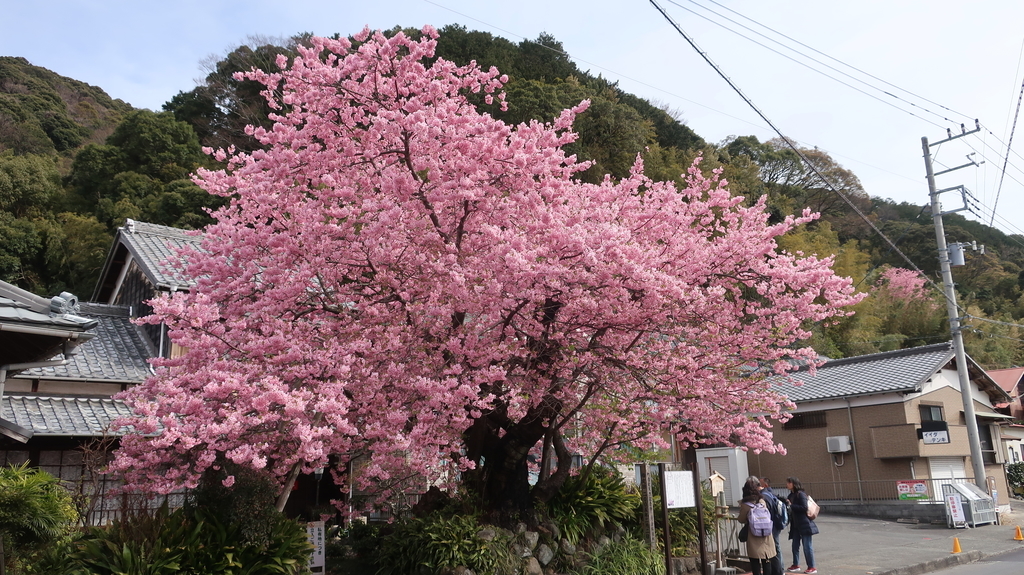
[785,476,819,574]
[739,476,777,575]
[760,477,787,575]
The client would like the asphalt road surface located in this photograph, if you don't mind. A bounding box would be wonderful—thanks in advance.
[931,547,1024,575]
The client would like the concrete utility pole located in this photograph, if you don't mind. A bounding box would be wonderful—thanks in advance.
[921,127,988,491]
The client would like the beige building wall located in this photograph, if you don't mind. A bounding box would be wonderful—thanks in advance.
[748,401,912,490]
[746,391,1011,504]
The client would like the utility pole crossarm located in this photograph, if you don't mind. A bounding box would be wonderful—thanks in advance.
[929,120,981,147]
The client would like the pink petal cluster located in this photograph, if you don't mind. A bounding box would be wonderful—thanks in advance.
[876,266,933,302]
[110,27,863,499]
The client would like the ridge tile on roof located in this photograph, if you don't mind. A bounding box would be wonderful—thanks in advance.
[15,303,153,383]
[771,342,954,403]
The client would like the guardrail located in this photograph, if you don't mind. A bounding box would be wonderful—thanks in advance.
[796,477,977,502]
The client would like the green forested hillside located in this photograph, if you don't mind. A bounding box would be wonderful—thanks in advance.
[2,29,1023,366]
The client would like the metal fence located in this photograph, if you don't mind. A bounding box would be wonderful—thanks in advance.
[797,477,977,502]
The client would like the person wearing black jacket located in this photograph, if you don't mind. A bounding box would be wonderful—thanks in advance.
[784,477,819,574]
[759,478,785,575]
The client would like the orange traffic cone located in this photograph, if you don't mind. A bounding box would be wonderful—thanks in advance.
[952,537,962,554]
[1014,525,1024,541]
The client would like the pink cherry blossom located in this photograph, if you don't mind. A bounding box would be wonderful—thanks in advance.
[110,27,863,516]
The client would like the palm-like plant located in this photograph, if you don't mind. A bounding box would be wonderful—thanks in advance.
[0,463,78,572]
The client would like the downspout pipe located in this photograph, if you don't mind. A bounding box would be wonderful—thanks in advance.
[845,398,864,501]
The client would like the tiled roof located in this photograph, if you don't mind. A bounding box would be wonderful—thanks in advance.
[15,303,153,383]
[0,281,97,366]
[986,367,1024,396]
[770,343,955,402]
[0,281,98,331]
[1,396,134,437]
[120,220,201,290]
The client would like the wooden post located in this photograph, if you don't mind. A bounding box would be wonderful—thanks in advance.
[693,461,708,575]
[640,463,657,550]
[659,463,672,575]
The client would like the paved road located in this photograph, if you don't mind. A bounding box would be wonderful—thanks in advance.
[929,547,1024,575]
[783,508,1024,575]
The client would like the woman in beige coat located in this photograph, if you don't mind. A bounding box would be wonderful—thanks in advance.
[739,476,778,575]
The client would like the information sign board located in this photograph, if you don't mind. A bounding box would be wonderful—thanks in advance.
[946,494,966,524]
[663,470,695,508]
[306,521,325,572]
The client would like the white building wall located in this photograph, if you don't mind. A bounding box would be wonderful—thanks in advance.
[696,447,750,507]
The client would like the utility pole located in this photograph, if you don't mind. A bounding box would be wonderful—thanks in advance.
[921,124,988,491]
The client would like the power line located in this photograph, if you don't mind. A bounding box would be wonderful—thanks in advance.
[648,0,940,296]
[671,0,965,129]
[693,0,976,123]
[424,0,1021,242]
[420,0,766,131]
[966,315,1024,330]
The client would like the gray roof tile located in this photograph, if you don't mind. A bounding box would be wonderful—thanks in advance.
[1,396,134,436]
[15,303,154,383]
[771,343,955,402]
[120,220,201,290]
[0,281,98,331]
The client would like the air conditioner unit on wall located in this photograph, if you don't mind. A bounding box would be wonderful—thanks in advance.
[826,436,852,453]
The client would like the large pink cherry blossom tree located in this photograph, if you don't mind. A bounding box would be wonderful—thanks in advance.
[110,27,863,519]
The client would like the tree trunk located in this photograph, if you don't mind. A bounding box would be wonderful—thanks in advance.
[275,461,303,512]
[463,399,567,525]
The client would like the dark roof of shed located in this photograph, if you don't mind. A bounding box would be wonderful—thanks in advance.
[771,342,956,402]
[1,396,133,437]
[119,220,200,290]
[14,303,154,383]
[92,220,200,302]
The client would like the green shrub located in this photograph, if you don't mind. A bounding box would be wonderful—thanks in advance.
[548,469,639,545]
[51,502,193,575]
[172,508,311,574]
[331,520,381,563]
[578,535,664,575]
[1009,462,1024,495]
[0,463,78,573]
[37,500,312,575]
[374,514,516,575]
[185,463,281,548]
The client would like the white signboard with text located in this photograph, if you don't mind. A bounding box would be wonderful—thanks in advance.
[663,470,695,508]
[306,521,325,572]
[946,494,966,525]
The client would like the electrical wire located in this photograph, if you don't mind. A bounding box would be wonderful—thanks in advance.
[693,0,976,124]
[852,205,928,290]
[681,2,1024,226]
[648,0,941,293]
[428,0,1019,236]
[670,0,963,129]
[420,0,766,131]
[661,0,1024,240]
[964,329,1024,346]
[966,316,1024,330]
[832,334,951,348]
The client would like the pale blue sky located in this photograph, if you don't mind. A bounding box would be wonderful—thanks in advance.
[4,0,1024,237]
